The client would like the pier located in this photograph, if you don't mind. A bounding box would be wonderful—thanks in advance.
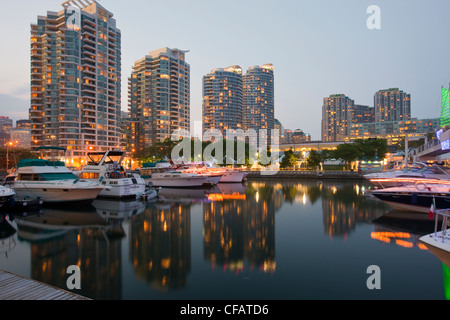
[0,270,90,300]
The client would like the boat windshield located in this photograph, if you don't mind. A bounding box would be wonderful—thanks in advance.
[87,152,124,165]
[18,173,78,181]
[422,165,450,175]
[87,154,104,165]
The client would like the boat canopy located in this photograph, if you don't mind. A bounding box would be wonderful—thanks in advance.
[142,162,171,168]
[17,159,66,168]
[142,163,158,168]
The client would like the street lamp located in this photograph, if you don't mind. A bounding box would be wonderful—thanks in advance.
[6,141,14,171]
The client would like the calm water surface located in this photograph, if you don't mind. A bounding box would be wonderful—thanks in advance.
[0,179,448,300]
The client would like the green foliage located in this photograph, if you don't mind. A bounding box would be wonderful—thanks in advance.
[280,149,298,169]
[135,138,177,163]
[135,138,256,167]
[353,139,388,159]
[328,138,388,170]
[333,143,361,167]
[306,150,321,170]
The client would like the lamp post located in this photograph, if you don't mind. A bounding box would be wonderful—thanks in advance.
[6,141,14,171]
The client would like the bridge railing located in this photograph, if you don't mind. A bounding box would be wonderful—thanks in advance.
[414,138,441,156]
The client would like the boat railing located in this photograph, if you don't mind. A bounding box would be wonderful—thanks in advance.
[431,209,450,243]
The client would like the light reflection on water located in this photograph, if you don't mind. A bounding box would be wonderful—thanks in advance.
[0,179,448,300]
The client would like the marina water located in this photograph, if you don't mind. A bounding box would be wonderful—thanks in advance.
[0,179,448,300]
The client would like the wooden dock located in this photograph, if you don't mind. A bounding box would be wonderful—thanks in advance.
[0,270,91,300]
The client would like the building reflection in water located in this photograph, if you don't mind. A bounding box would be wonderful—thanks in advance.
[12,199,145,300]
[320,182,390,238]
[203,183,278,275]
[5,179,399,298]
[0,214,16,259]
[370,211,435,251]
[129,201,191,292]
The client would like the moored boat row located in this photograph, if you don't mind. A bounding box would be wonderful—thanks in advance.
[138,161,247,188]
[364,162,450,214]
[2,148,155,207]
[1,147,247,208]
[363,162,450,267]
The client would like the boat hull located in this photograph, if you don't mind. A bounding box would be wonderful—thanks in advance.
[372,191,450,214]
[420,231,450,267]
[203,175,222,186]
[0,186,16,209]
[97,178,146,199]
[146,176,207,188]
[219,172,247,183]
[12,182,103,205]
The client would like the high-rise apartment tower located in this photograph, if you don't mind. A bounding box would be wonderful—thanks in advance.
[30,0,122,162]
[128,48,190,152]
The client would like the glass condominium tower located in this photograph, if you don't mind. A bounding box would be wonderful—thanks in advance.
[128,48,190,153]
[243,64,275,146]
[30,0,121,162]
[202,65,243,135]
[243,64,275,132]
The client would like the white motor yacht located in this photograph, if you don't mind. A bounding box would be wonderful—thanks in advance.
[175,163,223,186]
[364,162,450,189]
[201,162,248,183]
[140,163,208,188]
[420,209,450,268]
[0,185,16,209]
[79,150,146,199]
[12,157,105,206]
[371,183,450,214]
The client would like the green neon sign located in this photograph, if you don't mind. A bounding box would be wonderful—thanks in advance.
[440,86,450,127]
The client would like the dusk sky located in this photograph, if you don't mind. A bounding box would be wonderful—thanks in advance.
[0,0,449,140]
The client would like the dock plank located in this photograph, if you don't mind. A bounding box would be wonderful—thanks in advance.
[0,270,90,300]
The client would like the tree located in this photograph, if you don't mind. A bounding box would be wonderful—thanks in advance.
[135,138,177,163]
[333,144,360,170]
[280,149,297,169]
[354,139,387,159]
[332,139,388,170]
[306,150,321,170]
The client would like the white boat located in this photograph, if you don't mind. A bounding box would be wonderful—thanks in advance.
[0,185,16,209]
[12,158,105,205]
[173,162,249,184]
[419,209,450,267]
[79,150,146,199]
[371,183,450,214]
[140,163,208,188]
[2,168,17,185]
[173,163,223,186]
[219,170,247,183]
[141,184,160,201]
[197,162,247,183]
[364,162,450,189]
